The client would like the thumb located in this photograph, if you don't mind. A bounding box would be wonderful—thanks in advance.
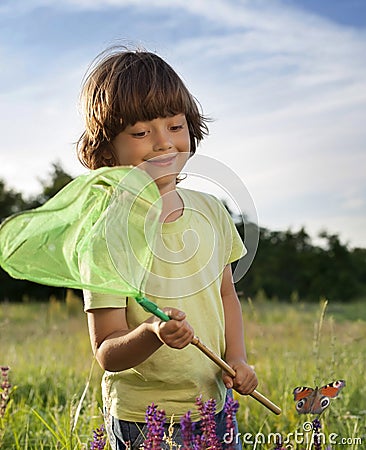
[164,308,186,321]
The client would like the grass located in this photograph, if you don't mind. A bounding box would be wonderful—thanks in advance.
[0,295,365,449]
[237,298,366,449]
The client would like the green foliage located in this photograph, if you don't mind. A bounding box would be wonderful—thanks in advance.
[236,298,366,449]
[0,181,26,222]
[1,300,365,449]
[0,162,365,302]
[0,302,105,449]
[30,161,74,208]
[0,162,73,302]
[236,224,366,302]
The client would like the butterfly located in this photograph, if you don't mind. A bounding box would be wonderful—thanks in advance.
[293,380,346,415]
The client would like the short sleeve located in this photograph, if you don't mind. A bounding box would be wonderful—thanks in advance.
[215,199,247,264]
[83,290,127,312]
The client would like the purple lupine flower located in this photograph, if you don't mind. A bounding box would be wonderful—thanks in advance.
[0,366,11,418]
[90,424,106,450]
[223,395,239,448]
[195,396,222,449]
[312,418,323,450]
[273,435,286,450]
[143,403,166,449]
[192,434,203,450]
[181,410,195,449]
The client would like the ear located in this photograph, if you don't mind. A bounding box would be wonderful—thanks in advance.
[101,147,117,166]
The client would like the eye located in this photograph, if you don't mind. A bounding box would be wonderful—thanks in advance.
[131,130,149,138]
[169,124,184,132]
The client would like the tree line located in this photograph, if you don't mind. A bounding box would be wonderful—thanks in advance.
[0,163,365,302]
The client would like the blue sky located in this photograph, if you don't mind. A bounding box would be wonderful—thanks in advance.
[0,0,365,247]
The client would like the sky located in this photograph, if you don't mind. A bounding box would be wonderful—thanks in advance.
[0,0,365,248]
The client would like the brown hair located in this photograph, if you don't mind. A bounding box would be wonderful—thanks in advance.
[77,47,209,169]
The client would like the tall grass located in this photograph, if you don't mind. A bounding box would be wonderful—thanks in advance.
[0,297,105,449]
[237,298,366,449]
[0,296,365,449]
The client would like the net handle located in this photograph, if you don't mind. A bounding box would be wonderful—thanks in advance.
[135,297,281,415]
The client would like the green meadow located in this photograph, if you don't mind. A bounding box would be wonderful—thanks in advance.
[0,295,365,449]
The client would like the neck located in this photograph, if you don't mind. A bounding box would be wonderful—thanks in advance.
[158,187,183,223]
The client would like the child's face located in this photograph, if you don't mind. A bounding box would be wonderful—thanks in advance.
[111,114,190,192]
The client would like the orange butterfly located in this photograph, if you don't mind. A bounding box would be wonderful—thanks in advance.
[293,380,346,414]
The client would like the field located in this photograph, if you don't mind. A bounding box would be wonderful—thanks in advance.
[0,295,365,449]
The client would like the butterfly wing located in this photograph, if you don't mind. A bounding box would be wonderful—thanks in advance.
[293,387,315,414]
[310,380,346,415]
[319,380,346,398]
[294,380,346,415]
[309,391,331,414]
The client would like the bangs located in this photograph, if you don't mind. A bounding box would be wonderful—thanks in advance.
[111,53,198,129]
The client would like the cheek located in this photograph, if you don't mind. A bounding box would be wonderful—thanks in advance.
[115,150,134,165]
[114,143,143,165]
[178,130,191,153]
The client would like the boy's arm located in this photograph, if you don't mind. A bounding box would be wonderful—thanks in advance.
[87,306,194,372]
[221,264,258,395]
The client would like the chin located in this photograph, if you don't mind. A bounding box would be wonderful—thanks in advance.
[144,165,178,182]
[151,173,179,191]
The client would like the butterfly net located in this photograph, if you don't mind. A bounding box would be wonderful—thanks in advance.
[0,166,162,297]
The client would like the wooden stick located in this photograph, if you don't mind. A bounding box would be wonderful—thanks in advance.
[137,297,281,414]
[191,336,281,415]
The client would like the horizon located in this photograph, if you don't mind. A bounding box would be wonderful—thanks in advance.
[0,0,365,247]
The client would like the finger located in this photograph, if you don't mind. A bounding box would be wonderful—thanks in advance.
[163,308,186,321]
[238,382,258,395]
[159,321,194,348]
[235,378,258,395]
[163,318,190,334]
[234,372,252,388]
[222,372,234,389]
[170,324,194,342]
[165,331,193,349]
[171,334,193,349]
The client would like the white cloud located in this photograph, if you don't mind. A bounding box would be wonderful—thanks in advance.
[0,0,365,246]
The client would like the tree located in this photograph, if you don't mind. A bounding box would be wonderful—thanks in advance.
[0,163,74,301]
[30,161,74,207]
[234,219,366,302]
[0,180,26,222]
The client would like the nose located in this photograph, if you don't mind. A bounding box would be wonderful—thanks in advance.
[152,129,173,152]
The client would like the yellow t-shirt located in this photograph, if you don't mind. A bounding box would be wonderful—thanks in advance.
[83,188,246,422]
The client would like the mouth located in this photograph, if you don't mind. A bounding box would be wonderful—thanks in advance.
[145,154,177,167]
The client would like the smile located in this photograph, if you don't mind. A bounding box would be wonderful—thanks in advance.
[145,154,177,167]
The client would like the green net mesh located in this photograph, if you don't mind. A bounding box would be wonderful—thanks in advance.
[0,166,162,297]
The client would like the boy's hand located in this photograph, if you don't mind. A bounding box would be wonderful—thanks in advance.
[152,308,194,349]
[222,360,258,395]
